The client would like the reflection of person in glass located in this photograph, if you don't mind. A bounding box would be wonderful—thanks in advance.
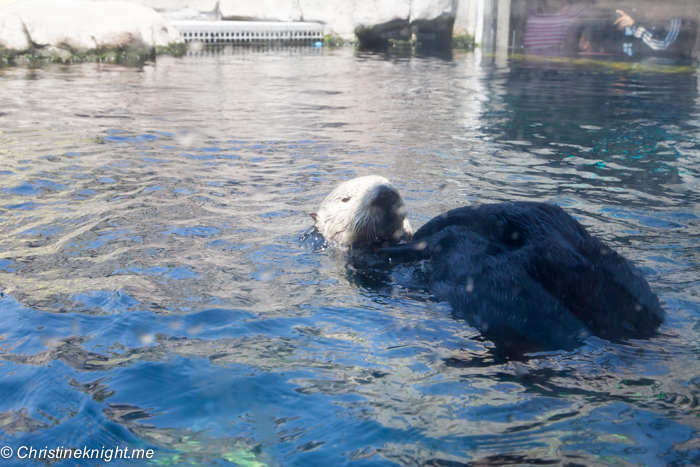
[577,24,610,55]
[614,9,681,56]
[523,1,589,55]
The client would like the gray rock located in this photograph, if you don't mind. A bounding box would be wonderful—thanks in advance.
[79,0,459,42]
[0,0,182,61]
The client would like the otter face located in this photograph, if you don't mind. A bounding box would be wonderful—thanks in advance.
[312,175,414,249]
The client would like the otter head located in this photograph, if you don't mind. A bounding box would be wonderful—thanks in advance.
[311,175,414,249]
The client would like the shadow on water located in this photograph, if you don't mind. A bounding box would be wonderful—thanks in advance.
[357,44,454,62]
[0,48,698,465]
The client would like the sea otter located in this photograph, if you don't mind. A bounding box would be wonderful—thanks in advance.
[309,175,414,249]
[309,176,665,355]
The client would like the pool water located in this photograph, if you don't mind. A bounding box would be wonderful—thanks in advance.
[0,47,699,466]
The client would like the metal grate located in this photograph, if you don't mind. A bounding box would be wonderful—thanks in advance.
[183,44,325,59]
[171,21,324,44]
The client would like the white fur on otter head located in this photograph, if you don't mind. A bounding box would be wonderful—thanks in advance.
[312,175,414,249]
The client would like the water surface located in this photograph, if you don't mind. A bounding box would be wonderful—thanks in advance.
[0,47,699,466]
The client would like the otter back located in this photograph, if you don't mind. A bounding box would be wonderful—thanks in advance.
[350,201,664,356]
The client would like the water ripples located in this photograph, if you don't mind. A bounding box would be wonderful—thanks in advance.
[0,48,698,466]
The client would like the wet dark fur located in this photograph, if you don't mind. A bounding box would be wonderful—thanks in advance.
[349,202,664,356]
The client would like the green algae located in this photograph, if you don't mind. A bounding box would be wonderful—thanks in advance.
[0,42,186,67]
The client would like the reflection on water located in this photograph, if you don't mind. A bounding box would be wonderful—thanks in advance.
[0,47,699,466]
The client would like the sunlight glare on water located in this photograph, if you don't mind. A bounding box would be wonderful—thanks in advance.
[0,47,699,466]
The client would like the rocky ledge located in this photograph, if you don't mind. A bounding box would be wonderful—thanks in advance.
[0,0,184,65]
[159,0,459,49]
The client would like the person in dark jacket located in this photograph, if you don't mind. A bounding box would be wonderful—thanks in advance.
[613,9,689,59]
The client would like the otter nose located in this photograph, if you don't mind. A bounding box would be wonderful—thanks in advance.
[371,185,401,214]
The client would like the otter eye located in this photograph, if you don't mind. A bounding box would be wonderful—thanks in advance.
[341,197,351,202]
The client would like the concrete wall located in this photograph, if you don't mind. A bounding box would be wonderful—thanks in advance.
[88,0,480,40]
[454,0,479,37]
[1,0,487,52]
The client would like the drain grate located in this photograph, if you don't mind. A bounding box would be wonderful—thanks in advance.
[171,21,324,44]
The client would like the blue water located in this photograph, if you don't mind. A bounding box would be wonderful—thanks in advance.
[0,47,699,466]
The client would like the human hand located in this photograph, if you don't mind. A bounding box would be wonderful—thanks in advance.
[614,10,635,29]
